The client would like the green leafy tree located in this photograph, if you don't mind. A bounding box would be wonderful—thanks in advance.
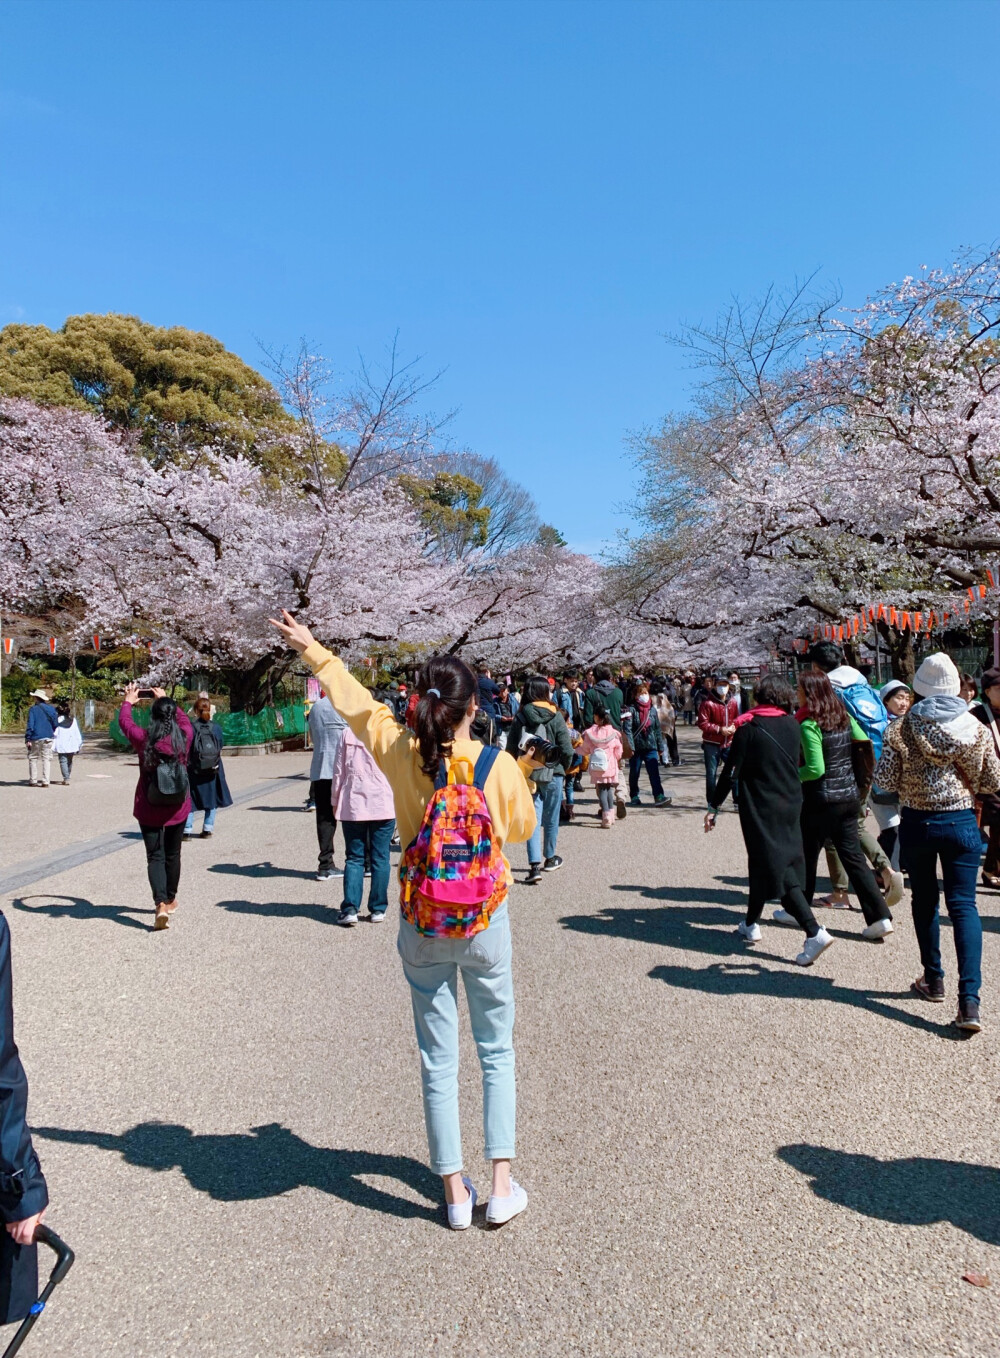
[399,472,491,557]
[0,313,298,473]
[536,523,568,549]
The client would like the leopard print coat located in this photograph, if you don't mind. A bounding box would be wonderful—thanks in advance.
[875,710,1000,812]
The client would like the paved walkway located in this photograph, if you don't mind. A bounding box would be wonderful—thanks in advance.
[2,732,999,1356]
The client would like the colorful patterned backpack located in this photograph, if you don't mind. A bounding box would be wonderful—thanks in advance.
[399,746,506,938]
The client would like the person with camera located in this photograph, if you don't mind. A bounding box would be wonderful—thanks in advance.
[118,684,193,931]
[508,676,574,883]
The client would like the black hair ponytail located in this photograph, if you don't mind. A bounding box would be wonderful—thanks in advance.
[414,655,478,780]
[144,696,186,766]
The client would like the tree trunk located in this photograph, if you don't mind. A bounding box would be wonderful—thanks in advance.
[222,651,293,714]
[876,622,915,683]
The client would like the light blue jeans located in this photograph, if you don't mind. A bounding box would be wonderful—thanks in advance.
[527,775,564,864]
[397,900,515,1175]
[185,807,216,834]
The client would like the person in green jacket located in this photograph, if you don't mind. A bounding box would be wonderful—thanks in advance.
[794,673,893,940]
[509,677,574,883]
[582,665,627,817]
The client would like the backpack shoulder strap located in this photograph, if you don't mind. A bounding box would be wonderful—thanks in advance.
[472,745,500,791]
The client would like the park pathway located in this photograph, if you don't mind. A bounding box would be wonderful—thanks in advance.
[1,732,999,1357]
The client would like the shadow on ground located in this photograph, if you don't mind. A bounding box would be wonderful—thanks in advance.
[215,898,337,924]
[12,894,153,932]
[208,861,318,881]
[778,1144,1000,1245]
[34,1122,441,1220]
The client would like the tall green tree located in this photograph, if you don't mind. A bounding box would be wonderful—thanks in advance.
[399,472,491,557]
[0,313,298,473]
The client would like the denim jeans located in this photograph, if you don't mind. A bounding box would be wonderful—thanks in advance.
[899,808,983,1004]
[342,817,395,913]
[185,806,217,834]
[527,775,563,864]
[57,752,75,782]
[397,900,515,1175]
[629,751,664,799]
[703,744,725,807]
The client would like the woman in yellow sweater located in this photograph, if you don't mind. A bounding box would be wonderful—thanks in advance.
[270,611,537,1230]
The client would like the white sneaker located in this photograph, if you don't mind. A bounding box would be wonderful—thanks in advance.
[737,921,762,944]
[862,918,894,940]
[486,1179,528,1226]
[447,1177,477,1230]
[772,908,796,925]
[795,928,834,966]
[882,871,904,908]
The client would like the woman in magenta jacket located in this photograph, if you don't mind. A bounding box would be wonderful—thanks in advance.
[118,683,193,931]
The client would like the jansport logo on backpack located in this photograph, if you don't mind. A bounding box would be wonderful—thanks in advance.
[399,747,507,938]
[191,722,222,775]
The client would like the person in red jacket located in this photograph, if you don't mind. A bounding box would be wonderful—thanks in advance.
[697,674,740,809]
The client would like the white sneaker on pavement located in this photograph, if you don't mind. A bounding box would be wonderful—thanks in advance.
[737,921,762,944]
[486,1179,528,1227]
[447,1177,477,1230]
[795,928,834,966]
[862,918,894,940]
[772,908,796,925]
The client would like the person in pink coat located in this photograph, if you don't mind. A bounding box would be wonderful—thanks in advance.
[581,702,624,828]
[329,727,397,925]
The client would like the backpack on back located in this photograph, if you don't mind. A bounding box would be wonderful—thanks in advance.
[190,721,222,775]
[146,753,190,806]
[837,680,889,763]
[399,746,506,938]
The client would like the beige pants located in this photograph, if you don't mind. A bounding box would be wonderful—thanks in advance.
[825,809,890,890]
[27,739,54,786]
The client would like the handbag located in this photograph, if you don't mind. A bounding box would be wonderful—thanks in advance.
[851,739,876,803]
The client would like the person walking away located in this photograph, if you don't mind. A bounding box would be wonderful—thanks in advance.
[24,689,58,787]
[561,725,585,822]
[651,679,680,766]
[582,664,629,817]
[329,727,396,925]
[0,903,50,1318]
[269,612,539,1229]
[972,668,1000,889]
[509,676,574,883]
[184,696,233,838]
[582,704,623,827]
[697,675,739,808]
[869,680,911,869]
[52,701,83,784]
[808,641,903,909]
[705,677,833,965]
[680,674,695,726]
[118,684,193,931]
[626,682,672,806]
[877,654,1000,1031]
[476,666,502,730]
[796,673,893,941]
[308,692,347,881]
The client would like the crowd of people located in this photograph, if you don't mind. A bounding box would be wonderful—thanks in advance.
[11,636,1000,1242]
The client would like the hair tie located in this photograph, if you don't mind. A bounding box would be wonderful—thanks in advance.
[427,687,441,698]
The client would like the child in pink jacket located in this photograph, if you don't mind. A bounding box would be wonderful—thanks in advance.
[329,727,397,925]
[582,704,624,828]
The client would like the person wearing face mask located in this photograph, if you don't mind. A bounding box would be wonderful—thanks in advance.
[626,682,672,806]
[697,675,740,809]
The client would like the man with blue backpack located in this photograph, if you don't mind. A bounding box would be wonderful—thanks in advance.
[809,643,904,909]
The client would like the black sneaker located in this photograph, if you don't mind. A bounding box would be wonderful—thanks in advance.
[911,972,945,1002]
[616,800,627,820]
[525,864,543,886]
[955,1000,982,1033]
[543,855,564,872]
[317,867,344,881]
[337,907,359,927]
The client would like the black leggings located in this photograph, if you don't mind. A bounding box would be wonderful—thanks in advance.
[802,799,890,925]
[140,823,185,906]
[746,885,819,938]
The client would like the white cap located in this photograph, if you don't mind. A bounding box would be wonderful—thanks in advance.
[912,652,960,698]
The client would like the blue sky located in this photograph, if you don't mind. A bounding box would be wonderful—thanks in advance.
[3,0,999,553]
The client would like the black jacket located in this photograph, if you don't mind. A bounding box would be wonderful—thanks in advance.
[508,701,573,784]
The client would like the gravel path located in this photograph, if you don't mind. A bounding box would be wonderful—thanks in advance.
[2,731,999,1356]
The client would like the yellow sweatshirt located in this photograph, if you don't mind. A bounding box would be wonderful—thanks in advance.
[302,644,537,884]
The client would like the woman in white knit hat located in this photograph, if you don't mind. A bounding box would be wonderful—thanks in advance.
[876,653,1000,1033]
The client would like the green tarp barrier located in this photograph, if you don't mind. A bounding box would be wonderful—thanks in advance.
[109,702,306,748]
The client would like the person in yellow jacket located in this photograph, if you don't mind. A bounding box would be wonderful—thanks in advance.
[269,611,538,1231]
